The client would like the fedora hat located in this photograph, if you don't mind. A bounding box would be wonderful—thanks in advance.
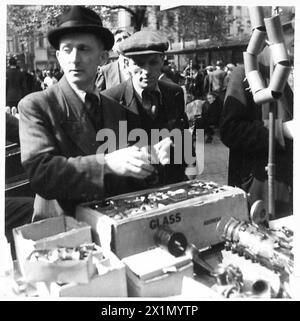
[47,6,114,50]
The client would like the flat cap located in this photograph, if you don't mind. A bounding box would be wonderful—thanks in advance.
[119,30,169,57]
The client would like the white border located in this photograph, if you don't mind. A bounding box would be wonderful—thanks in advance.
[1,0,299,299]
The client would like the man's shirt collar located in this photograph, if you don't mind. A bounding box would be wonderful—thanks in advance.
[68,82,99,103]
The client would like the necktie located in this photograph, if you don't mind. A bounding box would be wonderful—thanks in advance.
[142,90,160,119]
[85,92,101,130]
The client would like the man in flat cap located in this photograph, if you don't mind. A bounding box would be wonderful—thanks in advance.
[18,6,156,220]
[102,30,190,188]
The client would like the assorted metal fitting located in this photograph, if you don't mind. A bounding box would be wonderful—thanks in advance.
[222,217,293,275]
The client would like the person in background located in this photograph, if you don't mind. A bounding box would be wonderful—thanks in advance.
[210,60,227,102]
[223,63,236,90]
[177,73,188,105]
[170,63,183,85]
[189,64,205,99]
[96,29,131,90]
[159,60,176,83]
[20,65,35,96]
[6,57,26,109]
[203,65,214,97]
[220,20,294,218]
[32,69,44,92]
[185,92,205,128]
[43,69,58,89]
[202,92,222,143]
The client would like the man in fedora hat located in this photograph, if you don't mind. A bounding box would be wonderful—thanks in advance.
[18,6,156,220]
[102,30,190,187]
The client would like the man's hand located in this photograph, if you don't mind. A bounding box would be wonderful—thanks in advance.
[283,120,294,140]
[152,137,173,165]
[104,146,155,179]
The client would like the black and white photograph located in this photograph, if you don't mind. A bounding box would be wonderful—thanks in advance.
[1,1,298,304]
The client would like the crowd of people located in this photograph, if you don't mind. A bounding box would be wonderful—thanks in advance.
[5,5,294,256]
[7,34,236,148]
[6,54,233,146]
[6,58,64,110]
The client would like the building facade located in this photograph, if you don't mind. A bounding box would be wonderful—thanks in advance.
[6,5,294,72]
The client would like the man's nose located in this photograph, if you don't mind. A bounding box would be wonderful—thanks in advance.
[69,48,80,62]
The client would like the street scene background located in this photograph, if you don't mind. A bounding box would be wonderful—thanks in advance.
[1,2,299,299]
[6,5,294,186]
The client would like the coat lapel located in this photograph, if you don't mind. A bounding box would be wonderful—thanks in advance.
[123,79,142,130]
[58,76,98,155]
[106,61,121,88]
[101,94,127,149]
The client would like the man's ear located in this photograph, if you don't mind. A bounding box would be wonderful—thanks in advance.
[56,50,61,64]
[99,51,109,67]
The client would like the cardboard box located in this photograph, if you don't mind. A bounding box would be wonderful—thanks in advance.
[13,216,92,277]
[23,247,97,284]
[122,247,194,297]
[41,251,127,297]
[76,181,249,258]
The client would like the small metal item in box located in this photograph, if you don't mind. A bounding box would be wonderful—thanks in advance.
[23,243,98,284]
[47,250,128,297]
[13,216,92,277]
